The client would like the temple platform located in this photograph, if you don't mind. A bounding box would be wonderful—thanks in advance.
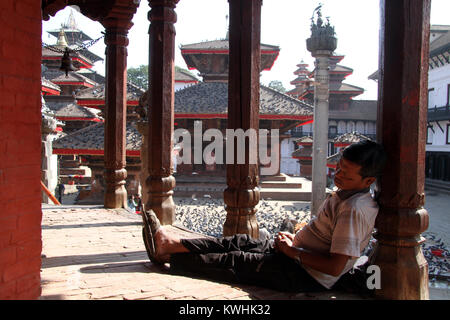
[39,189,450,300]
[173,173,320,201]
[39,203,366,301]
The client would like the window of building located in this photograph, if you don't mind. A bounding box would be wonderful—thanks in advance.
[447,124,450,145]
[427,125,434,144]
[428,88,435,108]
[329,125,337,135]
[447,84,450,106]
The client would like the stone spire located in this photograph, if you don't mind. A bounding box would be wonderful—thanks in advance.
[64,9,78,30]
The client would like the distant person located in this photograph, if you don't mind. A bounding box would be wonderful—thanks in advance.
[127,195,137,214]
[143,140,387,293]
[135,195,143,215]
[56,182,65,204]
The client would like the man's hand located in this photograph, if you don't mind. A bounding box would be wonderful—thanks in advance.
[274,232,294,255]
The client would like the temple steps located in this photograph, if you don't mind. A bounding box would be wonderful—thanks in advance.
[173,174,313,201]
[59,175,91,185]
[59,168,87,175]
[425,178,450,195]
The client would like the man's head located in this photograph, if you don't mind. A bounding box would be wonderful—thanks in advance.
[334,140,387,191]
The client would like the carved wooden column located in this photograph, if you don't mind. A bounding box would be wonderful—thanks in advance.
[102,19,131,209]
[145,0,179,225]
[371,0,431,299]
[223,0,262,238]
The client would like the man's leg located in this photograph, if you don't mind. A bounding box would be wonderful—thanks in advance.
[154,227,272,261]
[170,249,325,292]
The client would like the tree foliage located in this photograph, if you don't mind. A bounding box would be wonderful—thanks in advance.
[127,65,197,90]
[127,65,149,89]
[268,80,286,93]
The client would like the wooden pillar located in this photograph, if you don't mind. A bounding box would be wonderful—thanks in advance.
[102,20,131,209]
[372,0,431,300]
[145,0,179,225]
[223,0,261,238]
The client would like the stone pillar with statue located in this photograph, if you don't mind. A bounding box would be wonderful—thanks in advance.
[306,5,337,217]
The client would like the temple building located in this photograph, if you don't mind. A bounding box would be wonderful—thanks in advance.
[51,30,314,203]
[292,132,373,186]
[287,54,377,162]
[425,25,450,186]
[175,36,313,178]
[0,0,434,300]
[368,24,450,190]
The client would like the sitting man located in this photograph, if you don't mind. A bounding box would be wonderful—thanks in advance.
[143,140,387,292]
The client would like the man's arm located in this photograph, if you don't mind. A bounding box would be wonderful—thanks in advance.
[276,233,350,277]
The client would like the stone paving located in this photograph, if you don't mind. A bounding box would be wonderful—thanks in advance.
[39,203,364,301]
[39,190,450,300]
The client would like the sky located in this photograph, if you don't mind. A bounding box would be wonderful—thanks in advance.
[42,0,450,101]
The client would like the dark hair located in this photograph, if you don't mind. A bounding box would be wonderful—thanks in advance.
[342,140,387,178]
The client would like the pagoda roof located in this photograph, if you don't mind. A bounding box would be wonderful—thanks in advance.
[175,69,199,83]
[50,71,97,88]
[288,82,364,97]
[42,46,95,69]
[368,70,379,81]
[44,96,102,121]
[41,77,61,95]
[77,69,106,84]
[47,29,93,44]
[429,28,450,68]
[292,147,312,159]
[327,152,342,168]
[170,82,313,120]
[329,100,378,121]
[294,67,310,75]
[334,131,372,147]
[180,39,279,52]
[180,39,280,73]
[330,64,353,76]
[52,121,141,156]
[76,82,145,107]
[290,75,310,85]
[294,136,314,145]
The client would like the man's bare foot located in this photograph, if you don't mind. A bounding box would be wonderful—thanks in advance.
[154,226,189,263]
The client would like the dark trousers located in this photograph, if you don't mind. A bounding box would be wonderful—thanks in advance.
[169,234,326,292]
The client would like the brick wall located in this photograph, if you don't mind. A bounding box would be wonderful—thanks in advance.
[0,0,43,299]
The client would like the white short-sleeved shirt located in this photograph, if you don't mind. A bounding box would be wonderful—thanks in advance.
[293,190,378,289]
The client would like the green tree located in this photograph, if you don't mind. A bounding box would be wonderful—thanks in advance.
[268,80,286,93]
[127,65,148,89]
[127,65,198,90]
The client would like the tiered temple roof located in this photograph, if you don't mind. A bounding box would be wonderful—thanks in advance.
[333,131,372,147]
[53,121,141,156]
[172,82,313,120]
[286,54,363,100]
[180,39,280,81]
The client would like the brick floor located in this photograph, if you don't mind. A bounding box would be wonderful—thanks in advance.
[39,204,366,300]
